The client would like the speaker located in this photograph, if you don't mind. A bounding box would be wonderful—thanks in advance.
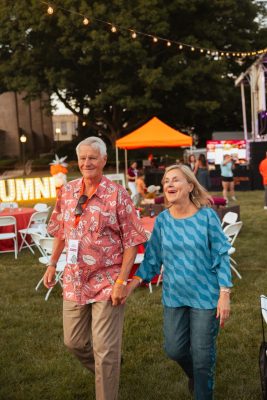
[250,142,267,189]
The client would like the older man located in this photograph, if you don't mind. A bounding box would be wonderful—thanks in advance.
[43,137,146,400]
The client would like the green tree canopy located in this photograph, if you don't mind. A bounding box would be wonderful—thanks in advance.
[0,0,265,146]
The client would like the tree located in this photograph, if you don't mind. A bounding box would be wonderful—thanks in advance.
[0,0,265,146]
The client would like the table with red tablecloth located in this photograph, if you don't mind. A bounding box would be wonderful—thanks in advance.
[129,216,159,283]
[0,208,35,251]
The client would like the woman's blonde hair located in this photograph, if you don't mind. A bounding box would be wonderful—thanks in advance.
[162,164,213,208]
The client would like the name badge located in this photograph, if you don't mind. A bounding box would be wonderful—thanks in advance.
[67,239,79,264]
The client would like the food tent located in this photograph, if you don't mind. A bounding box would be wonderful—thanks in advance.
[115,117,193,173]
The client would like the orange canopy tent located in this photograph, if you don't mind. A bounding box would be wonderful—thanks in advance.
[115,117,192,173]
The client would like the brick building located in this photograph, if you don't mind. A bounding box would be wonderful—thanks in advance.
[0,91,53,158]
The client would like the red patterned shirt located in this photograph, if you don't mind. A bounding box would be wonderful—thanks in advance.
[47,176,147,304]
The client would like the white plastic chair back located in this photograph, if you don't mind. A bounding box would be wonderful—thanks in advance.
[261,295,267,325]
[0,216,18,258]
[221,211,238,228]
[36,237,66,300]
[0,216,17,228]
[223,221,243,246]
[30,232,47,256]
[39,238,54,258]
[33,203,50,212]
[30,210,50,226]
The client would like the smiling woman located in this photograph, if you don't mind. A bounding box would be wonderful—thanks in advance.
[126,163,233,399]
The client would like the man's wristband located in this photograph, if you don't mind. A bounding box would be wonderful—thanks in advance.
[116,279,127,286]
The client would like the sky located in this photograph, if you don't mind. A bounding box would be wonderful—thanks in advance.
[51,93,73,115]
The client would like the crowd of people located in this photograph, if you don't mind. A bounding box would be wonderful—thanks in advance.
[128,152,238,206]
[43,136,233,400]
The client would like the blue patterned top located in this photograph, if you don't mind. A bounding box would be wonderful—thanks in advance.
[136,207,232,309]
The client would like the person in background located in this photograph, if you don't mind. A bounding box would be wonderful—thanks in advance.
[136,170,147,198]
[259,151,267,210]
[125,164,232,400]
[127,161,138,200]
[43,137,147,400]
[220,154,236,203]
[194,153,211,191]
[187,154,197,171]
[136,170,147,205]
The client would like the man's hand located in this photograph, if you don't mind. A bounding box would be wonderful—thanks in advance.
[43,266,56,288]
[111,283,127,306]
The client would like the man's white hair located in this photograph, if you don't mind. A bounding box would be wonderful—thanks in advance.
[76,136,107,157]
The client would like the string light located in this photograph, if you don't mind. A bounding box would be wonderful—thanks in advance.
[83,17,90,26]
[40,1,267,59]
[47,5,54,15]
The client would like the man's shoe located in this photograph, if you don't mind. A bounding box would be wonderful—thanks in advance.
[231,196,237,201]
[188,378,194,395]
[264,206,267,210]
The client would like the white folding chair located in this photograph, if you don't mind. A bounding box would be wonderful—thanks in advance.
[19,210,50,254]
[0,216,18,259]
[156,265,164,286]
[35,237,66,301]
[33,203,50,212]
[221,211,238,228]
[223,221,243,279]
[133,252,153,293]
[261,295,267,325]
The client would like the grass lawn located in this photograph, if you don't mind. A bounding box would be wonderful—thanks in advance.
[1,191,267,400]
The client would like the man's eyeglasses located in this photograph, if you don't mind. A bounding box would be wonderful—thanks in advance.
[75,194,88,216]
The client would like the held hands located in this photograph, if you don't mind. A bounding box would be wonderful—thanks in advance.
[111,278,141,306]
[43,266,56,288]
[111,282,127,306]
[216,291,230,328]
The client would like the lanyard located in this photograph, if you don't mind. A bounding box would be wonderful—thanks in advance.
[74,179,99,228]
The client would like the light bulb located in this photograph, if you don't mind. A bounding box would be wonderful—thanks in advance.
[111,26,117,33]
[47,6,54,15]
[131,31,137,39]
[153,37,158,43]
[167,41,171,47]
[83,17,90,26]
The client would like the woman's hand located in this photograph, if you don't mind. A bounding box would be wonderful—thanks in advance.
[120,279,141,304]
[216,292,230,327]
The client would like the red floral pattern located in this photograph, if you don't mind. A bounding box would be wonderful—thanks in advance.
[48,176,147,304]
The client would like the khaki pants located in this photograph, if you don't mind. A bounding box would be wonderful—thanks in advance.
[63,300,125,400]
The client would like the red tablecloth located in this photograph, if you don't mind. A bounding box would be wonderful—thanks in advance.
[0,207,35,251]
